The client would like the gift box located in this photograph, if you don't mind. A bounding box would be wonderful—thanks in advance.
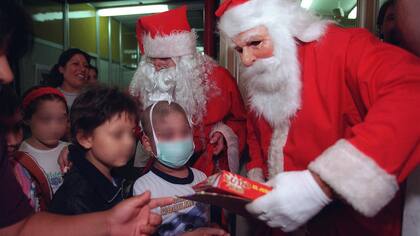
[180,171,272,216]
[193,170,272,200]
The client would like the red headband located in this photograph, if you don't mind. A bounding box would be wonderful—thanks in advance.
[22,87,66,109]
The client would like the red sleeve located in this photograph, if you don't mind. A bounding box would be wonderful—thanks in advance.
[309,28,420,217]
[344,30,420,182]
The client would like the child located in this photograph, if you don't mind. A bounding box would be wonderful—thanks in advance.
[19,86,69,194]
[134,101,228,236]
[49,86,139,215]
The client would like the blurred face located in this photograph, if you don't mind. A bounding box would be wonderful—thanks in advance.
[144,111,191,154]
[233,26,274,67]
[59,54,89,90]
[381,5,401,45]
[154,112,191,142]
[395,0,420,56]
[0,54,13,84]
[87,68,98,85]
[85,113,136,168]
[149,57,176,71]
[4,110,23,159]
[28,99,68,148]
[6,127,23,159]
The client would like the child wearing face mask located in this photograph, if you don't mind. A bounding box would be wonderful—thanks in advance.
[133,101,229,236]
[19,86,69,194]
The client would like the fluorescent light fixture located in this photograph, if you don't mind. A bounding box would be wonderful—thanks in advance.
[97,4,169,17]
[348,6,357,19]
[33,11,95,22]
[300,0,313,9]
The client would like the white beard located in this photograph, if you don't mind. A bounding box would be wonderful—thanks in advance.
[130,54,211,123]
[241,43,302,128]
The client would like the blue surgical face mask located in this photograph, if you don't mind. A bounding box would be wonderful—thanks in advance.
[154,137,194,168]
[149,101,194,168]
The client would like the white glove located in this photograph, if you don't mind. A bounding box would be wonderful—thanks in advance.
[247,168,266,183]
[246,170,331,232]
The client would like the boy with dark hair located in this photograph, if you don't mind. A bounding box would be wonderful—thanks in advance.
[49,86,140,215]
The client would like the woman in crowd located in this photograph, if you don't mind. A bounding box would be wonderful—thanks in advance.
[42,48,90,109]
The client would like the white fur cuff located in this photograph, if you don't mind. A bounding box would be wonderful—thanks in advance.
[308,139,399,217]
[211,122,239,173]
[247,167,265,183]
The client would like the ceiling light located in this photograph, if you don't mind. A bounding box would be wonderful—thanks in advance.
[97,4,169,17]
[300,0,313,9]
[33,11,95,22]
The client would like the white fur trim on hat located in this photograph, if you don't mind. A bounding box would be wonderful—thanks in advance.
[142,31,197,58]
[308,139,399,217]
[211,122,239,173]
[218,0,329,42]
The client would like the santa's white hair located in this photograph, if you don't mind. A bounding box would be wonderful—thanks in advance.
[129,53,217,123]
[219,0,330,127]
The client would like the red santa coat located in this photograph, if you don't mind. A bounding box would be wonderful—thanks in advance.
[191,64,247,176]
[247,25,420,235]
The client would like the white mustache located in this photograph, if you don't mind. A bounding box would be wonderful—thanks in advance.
[241,57,279,80]
[146,66,177,93]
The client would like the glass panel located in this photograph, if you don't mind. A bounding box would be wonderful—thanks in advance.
[99,16,109,60]
[111,18,120,63]
[69,3,97,55]
[121,25,138,69]
[304,0,358,28]
[20,1,208,90]
[24,0,63,45]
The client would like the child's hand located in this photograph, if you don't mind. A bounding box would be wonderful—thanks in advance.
[210,132,225,156]
[58,146,72,174]
[182,227,229,236]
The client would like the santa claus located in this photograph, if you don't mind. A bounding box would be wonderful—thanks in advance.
[129,6,247,176]
[216,0,420,235]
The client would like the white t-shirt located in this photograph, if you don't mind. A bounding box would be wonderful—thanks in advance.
[19,141,67,193]
[134,167,208,236]
[58,87,78,110]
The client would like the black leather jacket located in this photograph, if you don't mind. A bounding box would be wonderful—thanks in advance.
[49,145,129,215]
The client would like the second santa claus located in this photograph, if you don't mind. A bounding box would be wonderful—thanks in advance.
[129,6,247,176]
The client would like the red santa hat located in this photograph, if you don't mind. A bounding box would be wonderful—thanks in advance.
[136,6,197,58]
[216,0,329,42]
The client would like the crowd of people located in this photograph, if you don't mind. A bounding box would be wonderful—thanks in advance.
[1,0,420,235]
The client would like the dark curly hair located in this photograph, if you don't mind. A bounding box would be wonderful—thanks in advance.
[377,0,395,39]
[70,85,139,145]
[0,85,21,120]
[42,48,91,88]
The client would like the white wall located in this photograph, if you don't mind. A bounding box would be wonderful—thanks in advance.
[98,58,109,85]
